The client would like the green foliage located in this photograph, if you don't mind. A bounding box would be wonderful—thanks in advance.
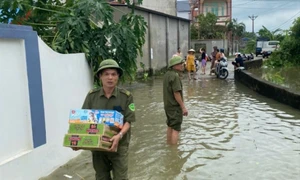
[192,13,225,39]
[241,39,256,53]
[139,62,148,81]
[0,0,147,85]
[197,13,218,39]
[226,18,246,54]
[264,17,300,68]
[290,17,300,38]
[240,32,257,53]
[227,18,246,38]
[258,26,283,41]
[191,24,198,40]
[243,31,257,39]
[262,70,285,85]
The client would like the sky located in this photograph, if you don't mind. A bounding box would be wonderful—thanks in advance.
[178,0,300,33]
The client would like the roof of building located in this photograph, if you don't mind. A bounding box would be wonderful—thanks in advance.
[177,1,190,12]
[111,4,191,22]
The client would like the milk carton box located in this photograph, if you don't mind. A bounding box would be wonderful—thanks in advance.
[69,109,124,129]
[99,110,124,129]
[69,109,101,124]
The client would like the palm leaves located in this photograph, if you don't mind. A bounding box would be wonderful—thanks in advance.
[226,18,245,53]
[258,26,282,40]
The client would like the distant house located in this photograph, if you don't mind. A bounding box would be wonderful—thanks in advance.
[177,0,232,25]
[194,0,232,26]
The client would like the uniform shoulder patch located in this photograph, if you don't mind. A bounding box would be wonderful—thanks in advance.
[129,103,135,111]
[89,88,101,94]
[120,88,131,96]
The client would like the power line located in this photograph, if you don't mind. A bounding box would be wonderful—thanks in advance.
[233,0,299,31]
[270,10,300,30]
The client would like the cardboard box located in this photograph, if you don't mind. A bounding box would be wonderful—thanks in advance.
[63,134,112,151]
[69,109,124,129]
[69,109,101,124]
[99,110,123,129]
[68,123,117,137]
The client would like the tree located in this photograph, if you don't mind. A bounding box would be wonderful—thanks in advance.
[227,18,246,54]
[240,32,257,53]
[257,26,283,41]
[191,24,198,39]
[265,17,300,67]
[0,0,147,85]
[192,12,219,39]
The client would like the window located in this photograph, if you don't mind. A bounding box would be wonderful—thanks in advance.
[211,3,218,16]
[269,41,279,46]
[221,6,224,16]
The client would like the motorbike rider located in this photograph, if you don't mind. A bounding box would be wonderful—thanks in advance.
[215,49,226,73]
[232,53,244,70]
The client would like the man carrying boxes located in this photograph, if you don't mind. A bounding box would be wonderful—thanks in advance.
[65,59,136,180]
[64,109,121,151]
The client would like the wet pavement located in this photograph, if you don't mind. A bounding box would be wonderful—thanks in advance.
[40,60,300,180]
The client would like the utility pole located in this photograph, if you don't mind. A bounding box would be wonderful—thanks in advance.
[248,15,258,33]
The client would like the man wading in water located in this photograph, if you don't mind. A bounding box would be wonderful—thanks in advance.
[163,56,188,145]
[74,59,136,180]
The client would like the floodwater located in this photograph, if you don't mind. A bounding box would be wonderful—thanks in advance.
[247,67,300,93]
[40,67,300,180]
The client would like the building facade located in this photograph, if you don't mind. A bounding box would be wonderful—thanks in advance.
[197,0,232,25]
[177,0,232,25]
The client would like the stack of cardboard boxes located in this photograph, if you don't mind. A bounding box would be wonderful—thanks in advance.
[63,109,123,151]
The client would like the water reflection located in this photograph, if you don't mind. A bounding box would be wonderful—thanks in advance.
[248,67,300,92]
[40,78,300,180]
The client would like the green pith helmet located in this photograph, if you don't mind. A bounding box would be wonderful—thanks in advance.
[168,56,184,68]
[96,59,123,77]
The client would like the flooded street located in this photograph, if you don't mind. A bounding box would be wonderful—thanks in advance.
[41,69,300,180]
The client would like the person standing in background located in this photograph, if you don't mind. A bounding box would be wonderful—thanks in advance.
[173,47,182,57]
[186,49,197,80]
[163,56,188,145]
[210,46,218,75]
[200,48,207,75]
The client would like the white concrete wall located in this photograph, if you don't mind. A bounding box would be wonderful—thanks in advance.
[0,37,93,180]
[0,39,33,165]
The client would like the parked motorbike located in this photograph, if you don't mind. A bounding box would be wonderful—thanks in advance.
[248,53,254,60]
[215,58,229,79]
[242,54,248,61]
[242,53,254,61]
